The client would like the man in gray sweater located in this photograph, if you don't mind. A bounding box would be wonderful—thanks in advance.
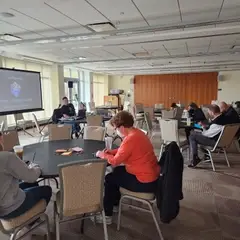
[0,134,52,219]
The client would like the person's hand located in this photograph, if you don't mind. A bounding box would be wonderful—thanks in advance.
[96,151,104,158]
[63,114,69,118]
[103,148,112,154]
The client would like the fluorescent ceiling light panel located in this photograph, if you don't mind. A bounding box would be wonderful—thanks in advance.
[87,22,115,32]
[0,34,22,41]
[34,39,56,44]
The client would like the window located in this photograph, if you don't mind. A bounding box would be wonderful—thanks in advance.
[93,74,106,106]
[2,58,53,125]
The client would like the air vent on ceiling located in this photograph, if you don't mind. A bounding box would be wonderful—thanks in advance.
[232,45,240,50]
[0,34,22,41]
[132,52,150,57]
[87,22,115,32]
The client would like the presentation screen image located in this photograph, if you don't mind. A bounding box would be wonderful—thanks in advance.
[0,68,43,115]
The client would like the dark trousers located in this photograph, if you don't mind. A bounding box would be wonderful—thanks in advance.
[104,166,158,216]
[1,182,52,219]
[189,132,216,159]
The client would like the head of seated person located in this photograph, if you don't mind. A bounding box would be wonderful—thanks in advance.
[110,111,134,138]
[208,104,221,120]
[62,96,69,106]
[219,101,230,114]
[170,102,177,109]
[188,102,199,111]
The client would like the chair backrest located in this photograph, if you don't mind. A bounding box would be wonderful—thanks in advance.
[174,107,184,120]
[88,102,96,111]
[159,119,179,143]
[2,130,20,151]
[0,121,5,132]
[49,125,72,141]
[144,112,153,133]
[140,129,148,135]
[214,124,240,150]
[154,103,164,110]
[201,106,210,120]
[58,159,107,218]
[86,115,102,126]
[134,103,144,113]
[32,113,41,133]
[144,107,154,120]
[84,126,106,141]
[14,113,25,122]
[161,110,175,119]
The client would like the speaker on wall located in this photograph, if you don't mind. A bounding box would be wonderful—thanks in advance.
[68,81,73,88]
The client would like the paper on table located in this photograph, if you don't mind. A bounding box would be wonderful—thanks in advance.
[72,147,84,152]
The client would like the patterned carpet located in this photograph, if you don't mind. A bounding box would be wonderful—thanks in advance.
[1,128,240,240]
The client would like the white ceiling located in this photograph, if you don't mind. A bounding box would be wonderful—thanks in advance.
[0,0,240,74]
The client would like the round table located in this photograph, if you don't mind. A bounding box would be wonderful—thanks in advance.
[23,139,107,178]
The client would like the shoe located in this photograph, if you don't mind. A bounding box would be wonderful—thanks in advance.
[91,215,112,225]
[75,132,79,139]
[113,206,119,213]
[188,156,201,168]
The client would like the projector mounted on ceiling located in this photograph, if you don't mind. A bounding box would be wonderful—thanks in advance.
[87,22,116,32]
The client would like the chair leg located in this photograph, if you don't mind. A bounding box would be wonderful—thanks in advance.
[158,144,164,162]
[10,232,17,240]
[117,196,124,231]
[145,201,164,240]
[44,214,51,240]
[101,211,109,240]
[55,213,60,240]
[223,149,231,167]
[207,149,215,171]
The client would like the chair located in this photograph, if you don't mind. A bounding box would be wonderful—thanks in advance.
[84,126,106,141]
[144,107,155,121]
[144,112,154,139]
[159,119,188,160]
[140,129,148,135]
[201,124,240,171]
[174,107,184,120]
[117,188,164,240]
[32,113,49,142]
[0,200,50,240]
[88,102,96,112]
[1,130,20,151]
[87,115,103,126]
[161,110,175,119]
[49,125,72,141]
[14,113,34,134]
[0,121,5,132]
[54,160,108,240]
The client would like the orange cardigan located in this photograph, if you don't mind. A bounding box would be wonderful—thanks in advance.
[102,128,160,183]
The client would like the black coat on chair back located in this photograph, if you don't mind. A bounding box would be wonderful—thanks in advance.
[156,141,184,223]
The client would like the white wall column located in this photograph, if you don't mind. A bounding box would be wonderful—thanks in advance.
[51,64,65,108]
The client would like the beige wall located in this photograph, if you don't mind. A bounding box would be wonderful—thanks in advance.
[218,71,240,103]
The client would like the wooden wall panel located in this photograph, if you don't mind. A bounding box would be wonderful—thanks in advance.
[134,72,218,108]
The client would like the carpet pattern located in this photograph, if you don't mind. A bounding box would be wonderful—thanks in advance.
[0,128,240,240]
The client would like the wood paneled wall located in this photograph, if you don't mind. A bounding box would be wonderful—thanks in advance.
[134,72,218,108]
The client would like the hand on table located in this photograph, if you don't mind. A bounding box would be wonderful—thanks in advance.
[96,151,105,159]
[103,148,112,154]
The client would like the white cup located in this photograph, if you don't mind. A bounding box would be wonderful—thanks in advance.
[13,145,23,159]
[105,137,113,150]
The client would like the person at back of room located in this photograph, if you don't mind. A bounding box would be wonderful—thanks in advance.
[60,96,76,117]
[0,133,52,236]
[95,111,160,225]
[188,104,226,168]
[219,101,240,124]
[78,102,87,119]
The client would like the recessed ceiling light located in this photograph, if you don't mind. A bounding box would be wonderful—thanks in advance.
[34,39,56,44]
[1,12,15,18]
[78,57,86,60]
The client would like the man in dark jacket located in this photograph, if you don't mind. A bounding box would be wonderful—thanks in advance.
[156,142,183,223]
[219,102,240,124]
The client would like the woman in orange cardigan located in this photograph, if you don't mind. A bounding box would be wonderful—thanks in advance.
[96,111,160,224]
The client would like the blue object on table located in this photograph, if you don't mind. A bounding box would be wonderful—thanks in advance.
[194,123,202,129]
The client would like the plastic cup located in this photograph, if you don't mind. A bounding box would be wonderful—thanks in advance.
[13,145,24,160]
[105,137,113,150]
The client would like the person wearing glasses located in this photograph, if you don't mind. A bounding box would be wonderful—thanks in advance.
[96,111,160,224]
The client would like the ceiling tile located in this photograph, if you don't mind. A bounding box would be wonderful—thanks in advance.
[45,0,107,25]
[0,21,27,35]
[219,0,240,19]
[103,46,133,58]
[180,0,223,22]
[133,0,181,25]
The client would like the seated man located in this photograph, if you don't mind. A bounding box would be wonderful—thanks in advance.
[188,104,226,168]
[219,101,240,124]
[0,136,52,223]
[60,97,80,138]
